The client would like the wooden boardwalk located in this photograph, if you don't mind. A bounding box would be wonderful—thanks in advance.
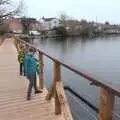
[0,39,64,120]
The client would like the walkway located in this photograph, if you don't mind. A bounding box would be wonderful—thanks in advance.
[0,39,64,120]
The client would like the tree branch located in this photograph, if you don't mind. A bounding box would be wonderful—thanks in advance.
[0,0,10,5]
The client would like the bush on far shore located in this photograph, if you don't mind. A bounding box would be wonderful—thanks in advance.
[53,26,67,37]
[0,31,5,35]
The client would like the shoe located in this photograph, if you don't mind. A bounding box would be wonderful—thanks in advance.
[27,97,31,100]
[20,73,22,76]
[35,90,42,94]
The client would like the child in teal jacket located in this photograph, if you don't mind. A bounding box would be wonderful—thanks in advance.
[24,48,42,100]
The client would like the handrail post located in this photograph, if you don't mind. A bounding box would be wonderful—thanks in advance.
[39,52,44,89]
[13,38,19,52]
[16,39,20,52]
[46,61,61,100]
[54,61,61,114]
[98,88,115,120]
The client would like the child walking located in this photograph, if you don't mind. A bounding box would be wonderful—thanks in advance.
[18,45,25,75]
[24,48,42,100]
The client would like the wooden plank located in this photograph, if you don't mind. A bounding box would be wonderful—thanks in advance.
[55,91,61,114]
[98,88,115,120]
[39,52,44,89]
[56,81,73,120]
[0,39,65,120]
[53,61,61,114]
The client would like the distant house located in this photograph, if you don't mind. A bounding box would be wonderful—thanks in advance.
[20,18,41,31]
[41,17,61,30]
[30,21,41,30]
[5,17,23,33]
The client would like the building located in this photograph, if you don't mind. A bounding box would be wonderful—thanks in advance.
[5,17,23,33]
[20,18,41,31]
[41,17,61,30]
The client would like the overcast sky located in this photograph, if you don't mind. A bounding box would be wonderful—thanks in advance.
[19,0,120,24]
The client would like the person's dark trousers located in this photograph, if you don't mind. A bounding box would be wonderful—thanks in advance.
[27,74,38,100]
[23,63,26,76]
[20,63,24,75]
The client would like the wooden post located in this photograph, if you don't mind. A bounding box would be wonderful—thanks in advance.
[39,52,44,89]
[54,61,61,114]
[98,88,115,120]
[46,61,60,100]
[55,90,61,114]
[13,38,19,52]
[16,39,20,52]
[56,81,73,120]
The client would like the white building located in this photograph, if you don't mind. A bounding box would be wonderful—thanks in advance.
[41,17,61,30]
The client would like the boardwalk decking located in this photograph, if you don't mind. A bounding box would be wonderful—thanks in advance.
[0,39,64,120]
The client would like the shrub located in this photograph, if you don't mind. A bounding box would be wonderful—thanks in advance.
[53,27,67,37]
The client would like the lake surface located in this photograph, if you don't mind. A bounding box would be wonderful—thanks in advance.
[33,35,120,120]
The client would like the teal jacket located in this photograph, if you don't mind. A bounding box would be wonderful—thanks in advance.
[24,54,39,76]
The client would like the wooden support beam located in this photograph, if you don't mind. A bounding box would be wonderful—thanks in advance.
[98,88,115,120]
[13,38,19,52]
[46,61,61,100]
[54,61,61,115]
[56,81,73,120]
[55,90,61,114]
[39,52,44,89]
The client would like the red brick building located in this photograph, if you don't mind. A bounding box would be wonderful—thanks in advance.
[5,17,23,33]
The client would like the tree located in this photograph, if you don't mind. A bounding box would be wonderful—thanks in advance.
[59,12,69,27]
[20,17,30,34]
[53,26,67,37]
[17,0,27,17]
[0,0,23,24]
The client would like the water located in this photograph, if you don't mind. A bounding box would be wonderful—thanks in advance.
[33,35,120,120]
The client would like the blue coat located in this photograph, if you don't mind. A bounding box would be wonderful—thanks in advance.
[24,54,39,77]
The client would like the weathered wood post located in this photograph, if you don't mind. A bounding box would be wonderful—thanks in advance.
[54,61,61,114]
[39,52,44,89]
[13,38,19,52]
[46,61,61,100]
[98,88,115,120]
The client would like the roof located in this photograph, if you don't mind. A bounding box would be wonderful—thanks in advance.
[42,17,58,22]
[20,18,40,24]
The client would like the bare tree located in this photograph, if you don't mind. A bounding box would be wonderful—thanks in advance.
[0,0,23,24]
[59,12,69,27]
[17,0,27,17]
